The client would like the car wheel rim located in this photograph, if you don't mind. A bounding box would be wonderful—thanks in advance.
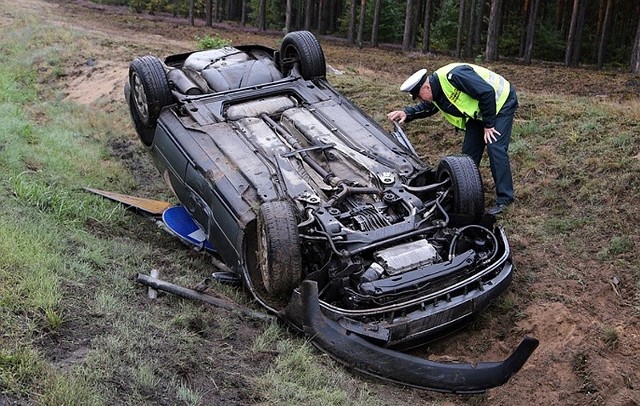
[131,72,149,121]
[282,45,299,65]
[438,171,454,209]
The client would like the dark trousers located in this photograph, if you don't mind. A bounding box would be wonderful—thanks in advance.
[462,88,518,205]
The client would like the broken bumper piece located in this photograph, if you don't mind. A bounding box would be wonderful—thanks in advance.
[291,280,538,394]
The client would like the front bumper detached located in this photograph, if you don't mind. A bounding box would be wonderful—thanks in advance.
[290,280,538,394]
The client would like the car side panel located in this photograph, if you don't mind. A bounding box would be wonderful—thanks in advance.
[155,110,282,270]
[152,122,189,200]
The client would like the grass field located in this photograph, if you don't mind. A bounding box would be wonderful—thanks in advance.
[1,1,639,405]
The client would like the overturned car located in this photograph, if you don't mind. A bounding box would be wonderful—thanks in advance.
[125,31,537,393]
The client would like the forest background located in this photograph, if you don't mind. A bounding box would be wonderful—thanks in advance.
[100,0,640,71]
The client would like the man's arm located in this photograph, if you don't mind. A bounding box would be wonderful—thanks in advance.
[403,101,439,122]
[448,65,497,128]
[388,101,438,123]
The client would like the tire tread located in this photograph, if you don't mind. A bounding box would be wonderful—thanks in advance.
[259,201,302,297]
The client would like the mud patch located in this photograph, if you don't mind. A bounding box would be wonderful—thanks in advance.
[64,60,128,105]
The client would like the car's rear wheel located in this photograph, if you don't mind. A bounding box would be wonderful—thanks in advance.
[437,155,484,226]
[257,200,302,299]
[280,30,326,80]
[128,55,173,146]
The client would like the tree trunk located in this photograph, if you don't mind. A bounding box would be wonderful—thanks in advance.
[348,0,357,44]
[258,0,266,31]
[410,0,419,49]
[357,0,367,48]
[422,0,433,53]
[285,0,293,33]
[572,0,587,65]
[523,0,539,64]
[329,0,338,33]
[564,0,580,66]
[188,0,194,26]
[596,0,612,69]
[484,0,502,62]
[240,0,247,25]
[596,0,605,39]
[402,0,417,52]
[305,0,313,30]
[555,0,566,31]
[632,13,640,73]
[465,0,477,57]
[318,0,326,34]
[205,0,212,26]
[371,0,382,47]
[474,0,484,53]
[519,0,531,57]
[456,0,466,58]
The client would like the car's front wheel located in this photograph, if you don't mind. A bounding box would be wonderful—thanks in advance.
[437,155,484,226]
[128,55,173,147]
[257,200,302,299]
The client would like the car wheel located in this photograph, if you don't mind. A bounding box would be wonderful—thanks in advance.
[280,30,326,80]
[437,155,484,225]
[128,55,173,147]
[257,200,302,299]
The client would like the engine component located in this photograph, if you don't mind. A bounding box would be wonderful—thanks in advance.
[352,205,391,231]
[374,239,438,276]
[359,250,475,296]
[360,262,385,283]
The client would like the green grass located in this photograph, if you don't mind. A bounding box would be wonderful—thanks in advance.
[251,321,283,352]
[195,33,231,50]
[256,338,379,406]
[0,8,169,404]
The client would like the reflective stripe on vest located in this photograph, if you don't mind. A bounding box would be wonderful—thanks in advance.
[433,63,510,130]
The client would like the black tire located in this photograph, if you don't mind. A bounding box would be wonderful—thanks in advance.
[257,201,302,298]
[128,56,173,147]
[280,30,326,80]
[437,155,484,226]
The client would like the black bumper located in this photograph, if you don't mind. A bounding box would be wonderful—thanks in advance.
[290,280,538,394]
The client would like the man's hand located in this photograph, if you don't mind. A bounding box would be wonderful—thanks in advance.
[484,127,501,144]
[387,110,407,123]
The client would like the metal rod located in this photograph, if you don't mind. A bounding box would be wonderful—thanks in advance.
[135,273,275,323]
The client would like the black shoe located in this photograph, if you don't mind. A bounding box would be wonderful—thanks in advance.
[487,204,508,215]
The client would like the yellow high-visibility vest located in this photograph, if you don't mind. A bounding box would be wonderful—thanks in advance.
[433,63,510,130]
